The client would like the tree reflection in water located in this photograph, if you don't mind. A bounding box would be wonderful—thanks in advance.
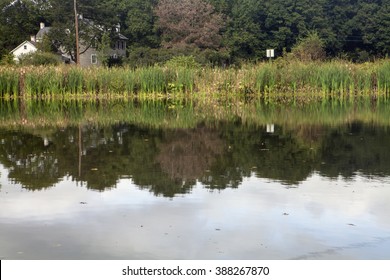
[1,120,390,196]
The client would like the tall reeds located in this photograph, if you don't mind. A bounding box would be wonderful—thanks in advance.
[1,60,390,101]
[0,67,19,98]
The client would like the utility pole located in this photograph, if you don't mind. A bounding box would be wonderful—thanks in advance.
[74,0,80,65]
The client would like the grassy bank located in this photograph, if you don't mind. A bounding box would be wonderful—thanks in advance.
[1,60,390,101]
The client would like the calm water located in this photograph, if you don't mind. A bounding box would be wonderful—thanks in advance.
[1,101,390,259]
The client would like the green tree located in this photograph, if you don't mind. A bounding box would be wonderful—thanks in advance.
[374,0,390,56]
[155,0,225,50]
[97,32,111,66]
[117,0,159,49]
[323,0,359,55]
[0,53,15,65]
[264,0,331,53]
[0,0,43,58]
[45,0,120,62]
[351,0,390,58]
[225,0,267,60]
[289,31,326,61]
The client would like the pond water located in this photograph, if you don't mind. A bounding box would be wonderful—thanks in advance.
[1,100,390,259]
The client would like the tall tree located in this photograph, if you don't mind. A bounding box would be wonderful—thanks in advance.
[373,0,390,56]
[263,0,331,52]
[225,0,266,59]
[155,0,225,50]
[323,0,359,55]
[117,0,159,49]
[0,0,44,58]
[45,0,120,62]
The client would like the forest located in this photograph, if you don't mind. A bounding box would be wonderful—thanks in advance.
[1,0,390,65]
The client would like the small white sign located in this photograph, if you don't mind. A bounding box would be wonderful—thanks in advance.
[266,49,275,58]
[266,124,275,133]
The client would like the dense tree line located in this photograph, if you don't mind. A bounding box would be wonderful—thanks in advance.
[1,0,390,64]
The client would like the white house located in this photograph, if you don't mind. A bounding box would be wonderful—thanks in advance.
[10,22,127,66]
[11,19,128,66]
[10,22,49,62]
[10,40,38,62]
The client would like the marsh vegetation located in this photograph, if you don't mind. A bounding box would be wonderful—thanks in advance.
[1,59,390,103]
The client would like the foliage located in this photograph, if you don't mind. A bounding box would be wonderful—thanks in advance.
[0,53,15,65]
[164,55,200,69]
[97,32,111,66]
[2,60,390,100]
[18,52,61,66]
[225,0,266,60]
[117,0,159,49]
[0,0,43,58]
[126,47,231,68]
[37,32,56,53]
[289,32,326,61]
[126,47,178,67]
[45,0,121,62]
[155,0,225,50]
[3,1,390,63]
[0,67,19,97]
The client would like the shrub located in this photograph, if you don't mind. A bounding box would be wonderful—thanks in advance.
[289,32,326,62]
[0,53,16,66]
[164,55,201,68]
[18,52,61,66]
[201,48,231,67]
[126,47,177,67]
[126,47,230,68]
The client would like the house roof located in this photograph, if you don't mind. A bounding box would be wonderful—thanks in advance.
[10,40,38,54]
[36,27,52,40]
[117,33,128,40]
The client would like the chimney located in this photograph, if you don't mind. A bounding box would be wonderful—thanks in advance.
[40,22,45,29]
[30,35,36,42]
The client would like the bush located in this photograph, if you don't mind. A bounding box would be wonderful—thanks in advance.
[0,53,15,66]
[19,52,61,66]
[126,47,231,68]
[107,56,124,67]
[164,55,200,68]
[126,47,177,68]
[289,32,326,62]
[201,48,231,67]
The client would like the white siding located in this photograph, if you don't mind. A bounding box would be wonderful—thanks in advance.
[11,41,37,62]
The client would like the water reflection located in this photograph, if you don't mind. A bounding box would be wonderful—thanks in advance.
[1,171,389,259]
[1,100,390,259]
[1,121,390,195]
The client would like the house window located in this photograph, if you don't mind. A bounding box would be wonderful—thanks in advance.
[91,39,97,48]
[121,41,124,50]
[24,45,27,50]
[91,54,97,64]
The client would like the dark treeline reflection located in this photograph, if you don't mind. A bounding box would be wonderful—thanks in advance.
[1,121,390,196]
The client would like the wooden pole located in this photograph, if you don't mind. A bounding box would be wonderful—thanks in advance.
[74,0,80,65]
[78,124,82,177]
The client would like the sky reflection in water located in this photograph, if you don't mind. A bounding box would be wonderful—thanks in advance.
[1,163,390,260]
